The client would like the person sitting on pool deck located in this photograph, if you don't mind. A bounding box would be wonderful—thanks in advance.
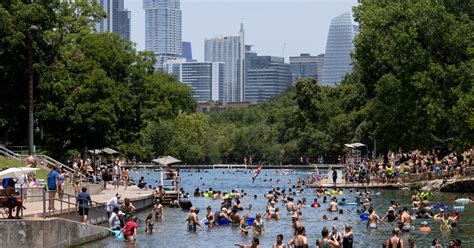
[1,180,23,219]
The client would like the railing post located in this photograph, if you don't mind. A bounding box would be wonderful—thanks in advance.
[68,194,70,220]
[42,188,46,218]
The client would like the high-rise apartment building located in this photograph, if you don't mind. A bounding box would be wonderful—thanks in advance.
[204,24,245,104]
[245,50,291,103]
[322,12,359,86]
[164,60,224,102]
[96,0,131,41]
[182,42,193,61]
[144,0,182,68]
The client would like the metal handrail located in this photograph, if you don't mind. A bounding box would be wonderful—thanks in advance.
[43,190,110,226]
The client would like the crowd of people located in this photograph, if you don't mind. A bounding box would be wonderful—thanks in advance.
[342,148,473,186]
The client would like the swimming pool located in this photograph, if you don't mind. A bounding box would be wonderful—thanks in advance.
[82,169,474,248]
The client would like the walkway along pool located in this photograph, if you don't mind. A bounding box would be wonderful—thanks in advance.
[82,169,474,247]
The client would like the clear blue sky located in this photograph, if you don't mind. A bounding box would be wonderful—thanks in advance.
[124,0,358,61]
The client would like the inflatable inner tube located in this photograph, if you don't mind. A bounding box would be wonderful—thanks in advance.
[179,199,192,210]
[360,214,369,221]
[454,198,470,205]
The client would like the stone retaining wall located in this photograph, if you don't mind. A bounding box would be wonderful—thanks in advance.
[0,218,110,247]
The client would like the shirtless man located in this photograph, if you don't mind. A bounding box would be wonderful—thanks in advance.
[152,199,163,219]
[186,207,202,231]
[285,198,298,213]
[401,207,412,232]
[289,226,308,248]
[327,198,338,212]
[292,214,304,236]
[367,207,386,229]
[273,234,287,248]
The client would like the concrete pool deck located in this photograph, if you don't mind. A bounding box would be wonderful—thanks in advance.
[20,186,155,218]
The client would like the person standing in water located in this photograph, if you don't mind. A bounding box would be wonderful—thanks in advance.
[186,207,202,231]
[342,224,353,248]
[384,227,404,248]
[273,234,286,248]
[367,207,386,229]
[252,213,265,235]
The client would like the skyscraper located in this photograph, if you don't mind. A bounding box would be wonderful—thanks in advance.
[164,60,224,102]
[112,0,131,41]
[245,49,291,103]
[322,12,359,86]
[182,42,193,61]
[204,24,245,104]
[143,0,182,67]
[95,0,131,41]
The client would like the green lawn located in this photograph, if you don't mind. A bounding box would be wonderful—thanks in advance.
[0,155,48,180]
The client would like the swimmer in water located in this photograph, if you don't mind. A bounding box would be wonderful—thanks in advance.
[252,213,265,235]
[240,214,252,235]
[327,198,338,212]
[367,207,386,229]
[186,207,202,231]
[272,234,286,248]
[400,207,412,232]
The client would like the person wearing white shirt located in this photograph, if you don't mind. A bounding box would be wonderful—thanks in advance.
[109,207,121,230]
[106,193,121,217]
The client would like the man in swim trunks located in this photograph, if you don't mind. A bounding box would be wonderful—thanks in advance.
[367,207,385,229]
[401,207,412,232]
[186,207,202,231]
[285,198,298,213]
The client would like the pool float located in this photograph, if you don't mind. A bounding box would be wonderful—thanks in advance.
[451,206,464,211]
[359,213,369,221]
[454,198,470,205]
[205,218,231,226]
[179,199,192,210]
[345,202,358,206]
[431,204,448,209]
[108,229,124,240]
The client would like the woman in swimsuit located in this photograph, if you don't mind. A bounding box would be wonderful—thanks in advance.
[316,227,339,248]
[145,213,154,234]
[252,213,265,235]
[57,167,66,200]
[289,226,308,248]
[384,227,404,248]
[342,224,353,248]
[72,167,83,195]
[240,214,252,235]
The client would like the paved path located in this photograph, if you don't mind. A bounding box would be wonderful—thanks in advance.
[21,187,154,218]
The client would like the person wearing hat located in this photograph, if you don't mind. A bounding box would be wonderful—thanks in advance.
[77,186,92,223]
[419,221,431,232]
[106,193,121,218]
[342,224,353,248]
[186,207,202,231]
[383,207,398,223]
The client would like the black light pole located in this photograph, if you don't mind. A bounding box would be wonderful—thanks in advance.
[27,25,38,155]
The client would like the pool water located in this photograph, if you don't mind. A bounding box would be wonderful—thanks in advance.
[82,169,474,248]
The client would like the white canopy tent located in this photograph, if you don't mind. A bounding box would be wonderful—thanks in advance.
[0,167,40,179]
[152,156,181,166]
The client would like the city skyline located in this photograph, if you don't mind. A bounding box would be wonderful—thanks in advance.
[124,0,358,61]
